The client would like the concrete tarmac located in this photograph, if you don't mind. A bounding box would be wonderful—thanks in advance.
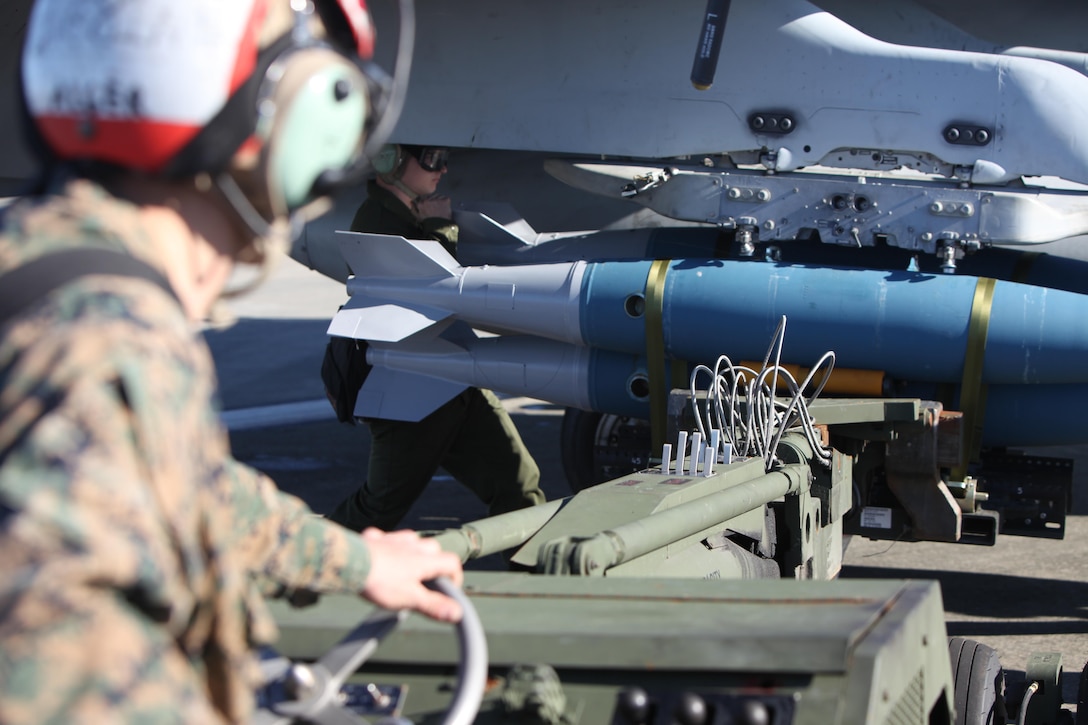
[208,256,1088,716]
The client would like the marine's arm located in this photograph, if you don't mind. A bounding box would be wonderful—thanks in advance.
[90,292,464,623]
[218,459,462,621]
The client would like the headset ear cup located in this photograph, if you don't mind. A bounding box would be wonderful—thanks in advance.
[259,46,371,216]
[372,144,404,177]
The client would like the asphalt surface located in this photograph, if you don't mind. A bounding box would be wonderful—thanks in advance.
[208,254,1088,715]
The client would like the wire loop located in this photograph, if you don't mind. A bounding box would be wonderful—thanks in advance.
[688,316,834,472]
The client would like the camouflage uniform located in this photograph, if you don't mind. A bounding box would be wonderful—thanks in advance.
[328,180,545,531]
[0,178,373,724]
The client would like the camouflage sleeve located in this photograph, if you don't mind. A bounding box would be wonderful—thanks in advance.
[92,287,376,599]
[141,303,375,596]
[216,457,373,594]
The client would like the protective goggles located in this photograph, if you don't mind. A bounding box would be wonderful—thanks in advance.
[414,147,449,172]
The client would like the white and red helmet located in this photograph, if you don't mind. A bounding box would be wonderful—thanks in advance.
[21,0,387,219]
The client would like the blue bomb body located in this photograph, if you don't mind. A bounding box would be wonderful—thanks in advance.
[579,259,1088,386]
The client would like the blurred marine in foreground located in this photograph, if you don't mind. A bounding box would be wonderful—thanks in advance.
[0,1,462,723]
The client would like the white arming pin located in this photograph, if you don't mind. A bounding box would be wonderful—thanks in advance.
[689,432,703,475]
[676,431,688,475]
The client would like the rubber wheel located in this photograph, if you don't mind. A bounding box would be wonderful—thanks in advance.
[949,637,1008,725]
[559,408,651,492]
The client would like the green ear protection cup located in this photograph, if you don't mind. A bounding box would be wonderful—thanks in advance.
[263,46,370,214]
[371,143,407,178]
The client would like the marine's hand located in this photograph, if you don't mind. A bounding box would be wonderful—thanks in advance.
[413,194,452,220]
[360,528,464,622]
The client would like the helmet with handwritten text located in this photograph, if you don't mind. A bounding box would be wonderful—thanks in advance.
[21,0,393,233]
